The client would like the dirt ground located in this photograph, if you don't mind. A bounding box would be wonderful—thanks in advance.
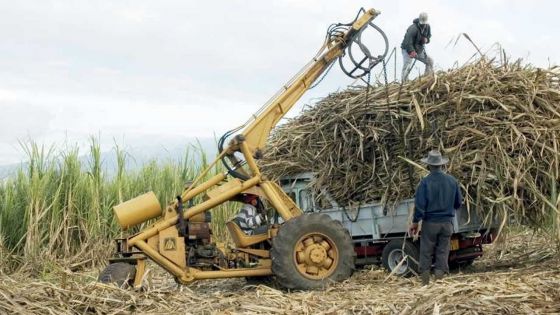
[1,230,559,314]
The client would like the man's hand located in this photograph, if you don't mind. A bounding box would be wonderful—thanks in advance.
[409,222,419,235]
[421,37,428,44]
[408,51,417,58]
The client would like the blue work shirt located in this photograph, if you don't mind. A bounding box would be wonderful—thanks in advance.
[413,170,462,223]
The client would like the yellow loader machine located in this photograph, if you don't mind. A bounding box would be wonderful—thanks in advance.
[99,8,388,290]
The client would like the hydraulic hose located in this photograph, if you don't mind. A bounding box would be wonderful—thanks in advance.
[218,129,250,180]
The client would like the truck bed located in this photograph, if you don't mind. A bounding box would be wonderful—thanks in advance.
[279,173,494,242]
[310,199,490,241]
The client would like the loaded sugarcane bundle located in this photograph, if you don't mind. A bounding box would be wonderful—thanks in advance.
[262,58,560,230]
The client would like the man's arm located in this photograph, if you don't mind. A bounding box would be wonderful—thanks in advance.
[413,180,427,223]
[403,25,417,53]
[425,24,432,43]
[454,181,463,210]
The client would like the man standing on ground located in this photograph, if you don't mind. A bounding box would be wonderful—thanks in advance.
[409,150,462,285]
[401,12,433,81]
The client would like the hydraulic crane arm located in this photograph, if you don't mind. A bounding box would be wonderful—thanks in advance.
[110,8,389,287]
[175,7,387,219]
[226,8,381,158]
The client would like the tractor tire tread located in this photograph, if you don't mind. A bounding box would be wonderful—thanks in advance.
[271,213,354,290]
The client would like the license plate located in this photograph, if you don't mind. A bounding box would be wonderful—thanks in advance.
[451,239,459,251]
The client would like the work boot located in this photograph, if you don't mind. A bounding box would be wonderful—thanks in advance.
[420,272,430,286]
[434,269,445,280]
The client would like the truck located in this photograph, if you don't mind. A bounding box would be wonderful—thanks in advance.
[279,173,496,276]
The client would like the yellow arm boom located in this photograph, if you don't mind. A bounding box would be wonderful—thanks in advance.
[110,9,385,286]
[230,8,380,156]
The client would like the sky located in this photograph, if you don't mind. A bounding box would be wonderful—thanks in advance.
[0,0,557,165]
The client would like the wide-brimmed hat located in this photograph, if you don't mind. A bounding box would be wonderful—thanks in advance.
[420,150,449,166]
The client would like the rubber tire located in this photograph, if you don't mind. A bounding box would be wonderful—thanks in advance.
[270,213,354,290]
[381,239,419,277]
[98,262,136,287]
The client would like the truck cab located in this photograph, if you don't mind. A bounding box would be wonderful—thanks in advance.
[279,173,496,276]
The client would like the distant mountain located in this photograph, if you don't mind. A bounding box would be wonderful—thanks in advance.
[110,136,219,170]
[0,136,220,180]
[0,163,20,179]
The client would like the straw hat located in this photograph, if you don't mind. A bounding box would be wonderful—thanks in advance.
[420,150,449,166]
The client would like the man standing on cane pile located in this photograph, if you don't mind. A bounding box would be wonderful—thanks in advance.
[409,150,463,285]
[401,12,433,81]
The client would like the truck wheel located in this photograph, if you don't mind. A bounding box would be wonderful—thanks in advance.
[381,240,419,277]
[270,213,354,289]
[98,262,136,287]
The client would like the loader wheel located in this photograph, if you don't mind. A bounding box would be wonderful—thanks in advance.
[98,262,136,287]
[381,239,419,277]
[271,213,354,289]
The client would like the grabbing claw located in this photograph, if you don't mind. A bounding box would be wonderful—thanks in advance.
[339,21,389,78]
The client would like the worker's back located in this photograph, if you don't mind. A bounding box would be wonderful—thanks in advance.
[415,170,461,222]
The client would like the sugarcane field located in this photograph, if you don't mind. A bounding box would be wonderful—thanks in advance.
[1,2,560,315]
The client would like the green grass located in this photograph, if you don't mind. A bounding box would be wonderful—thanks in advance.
[0,138,237,270]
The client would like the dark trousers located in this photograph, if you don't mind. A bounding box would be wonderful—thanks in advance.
[419,221,453,273]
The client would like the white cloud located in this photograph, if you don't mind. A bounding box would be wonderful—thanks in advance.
[0,0,557,165]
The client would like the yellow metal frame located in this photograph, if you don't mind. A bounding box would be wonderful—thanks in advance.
[133,258,146,288]
[120,8,380,285]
